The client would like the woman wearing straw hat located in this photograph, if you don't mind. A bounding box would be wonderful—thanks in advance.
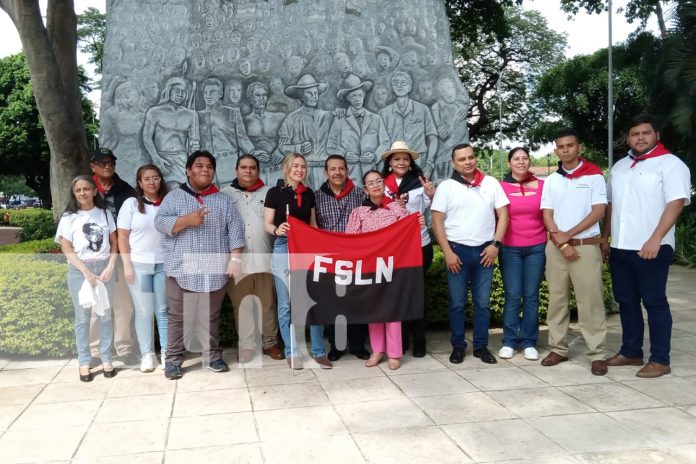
[381,141,436,357]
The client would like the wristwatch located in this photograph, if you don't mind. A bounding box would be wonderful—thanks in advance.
[490,240,502,249]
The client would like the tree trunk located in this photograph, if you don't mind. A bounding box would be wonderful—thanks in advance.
[0,0,89,220]
[654,1,668,40]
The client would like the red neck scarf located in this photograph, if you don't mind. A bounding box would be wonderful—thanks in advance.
[334,178,355,200]
[289,182,309,208]
[452,169,485,188]
[143,196,163,206]
[92,175,111,194]
[557,159,603,179]
[363,195,394,210]
[180,182,219,205]
[629,142,671,168]
[232,178,265,192]
[503,172,537,195]
[384,173,400,197]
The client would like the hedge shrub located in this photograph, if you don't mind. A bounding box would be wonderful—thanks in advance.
[0,238,60,254]
[0,209,56,242]
[0,254,75,356]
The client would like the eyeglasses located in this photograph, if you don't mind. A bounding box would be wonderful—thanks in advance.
[365,179,384,187]
[95,160,115,168]
[141,176,162,183]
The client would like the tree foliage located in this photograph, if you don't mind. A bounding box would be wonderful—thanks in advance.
[559,0,673,36]
[451,7,567,145]
[77,6,105,76]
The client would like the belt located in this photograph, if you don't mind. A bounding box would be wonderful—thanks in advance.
[567,237,606,246]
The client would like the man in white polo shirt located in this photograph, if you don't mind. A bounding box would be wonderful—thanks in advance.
[602,114,691,378]
[431,143,509,365]
[540,129,609,375]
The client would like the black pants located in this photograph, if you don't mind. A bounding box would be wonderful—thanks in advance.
[403,242,434,344]
[327,323,368,353]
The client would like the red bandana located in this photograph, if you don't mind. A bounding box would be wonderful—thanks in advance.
[384,173,400,198]
[452,169,485,188]
[363,195,394,210]
[503,172,538,195]
[557,159,603,179]
[92,175,109,194]
[180,182,220,205]
[232,178,266,192]
[630,142,671,168]
[143,197,163,206]
[293,183,309,208]
[334,178,355,200]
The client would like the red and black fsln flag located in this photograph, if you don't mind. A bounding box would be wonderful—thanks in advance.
[287,215,424,325]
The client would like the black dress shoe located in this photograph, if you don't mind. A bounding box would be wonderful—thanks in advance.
[79,369,93,383]
[449,347,465,364]
[413,339,426,358]
[349,348,371,360]
[103,367,118,378]
[473,348,497,364]
[327,348,345,362]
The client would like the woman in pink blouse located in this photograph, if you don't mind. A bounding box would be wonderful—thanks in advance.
[498,147,546,361]
[346,170,424,370]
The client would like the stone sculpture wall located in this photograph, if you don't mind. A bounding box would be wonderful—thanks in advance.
[100,0,469,189]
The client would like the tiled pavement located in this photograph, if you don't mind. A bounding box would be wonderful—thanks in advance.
[1,266,695,463]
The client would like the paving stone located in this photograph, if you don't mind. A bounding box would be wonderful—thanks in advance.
[355,426,471,463]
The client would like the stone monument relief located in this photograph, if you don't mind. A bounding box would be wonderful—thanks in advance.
[101,0,470,189]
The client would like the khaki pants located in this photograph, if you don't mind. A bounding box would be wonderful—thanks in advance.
[226,272,279,350]
[545,241,607,360]
[90,259,135,358]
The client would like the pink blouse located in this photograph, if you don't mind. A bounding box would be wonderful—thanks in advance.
[500,179,547,247]
[345,202,409,234]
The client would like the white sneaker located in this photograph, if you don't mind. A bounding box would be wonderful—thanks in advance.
[498,347,515,359]
[524,347,539,360]
[160,353,166,368]
[140,353,156,373]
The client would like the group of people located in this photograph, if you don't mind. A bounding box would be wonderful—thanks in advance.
[55,112,690,382]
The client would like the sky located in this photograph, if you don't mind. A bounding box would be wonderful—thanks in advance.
[0,0,660,124]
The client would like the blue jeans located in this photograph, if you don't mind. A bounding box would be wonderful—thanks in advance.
[271,238,326,358]
[609,245,674,365]
[500,243,546,349]
[67,260,114,366]
[127,262,168,357]
[446,242,494,350]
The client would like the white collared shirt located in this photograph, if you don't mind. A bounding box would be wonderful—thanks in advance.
[540,171,607,239]
[431,175,509,246]
[607,153,691,250]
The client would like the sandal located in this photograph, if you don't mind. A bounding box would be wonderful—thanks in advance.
[365,352,383,367]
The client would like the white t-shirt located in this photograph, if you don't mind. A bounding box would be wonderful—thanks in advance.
[540,170,607,239]
[55,207,116,260]
[431,175,509,246]
[384,181,432,246]
[117,197,165,264]
[608,153,691,250]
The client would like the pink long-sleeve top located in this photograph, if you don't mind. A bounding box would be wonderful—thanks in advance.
[500,179,547,247]
[345,202,409,234]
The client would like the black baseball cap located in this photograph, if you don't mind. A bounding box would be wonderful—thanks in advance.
[91,147,118,163]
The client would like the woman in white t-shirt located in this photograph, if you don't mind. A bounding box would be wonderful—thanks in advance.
[55,175,118,382]
[117,165,169,373]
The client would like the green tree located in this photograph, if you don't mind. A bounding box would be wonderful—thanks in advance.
[0,175,35,203]
[559,0,673,37]
[0,53,97,207]
[77,7,105,76]
[453,7,567,145]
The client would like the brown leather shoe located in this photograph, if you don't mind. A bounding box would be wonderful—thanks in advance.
[636,362,671,378]
[591,360,608,376]
[605,353,643,366]
[262,344,285,360]
[238,348,255,363]
[314,356,333,369]
[540,352,569,367]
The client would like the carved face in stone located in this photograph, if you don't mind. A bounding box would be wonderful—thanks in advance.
[391,73,412,97]
[203,83,223,107]
[354,60,370,78]
[347,88,365,110]
[260,39,272,53]
[210,47,224,66]
[377,22,386,34]
[122,40,136,55]
[347,37,362,56]
[437,79,457,104]
[204,15,217,30]
[258,56,271,73]
[314,55,330,74]
[226,47,240,64]
[407,18,418,36]
[250,85,268,110]
[214,30,224,42]
[242,19,254,34]
[246,37,257,54]
[288,57,305,78]
[397,20,407,35]
[377,52,391,70]
[227,80,243,104]
[169,84,187,105]
[300,39,312,57]
[230,30,242,46]
[169,47,186,65]
[109,47,123,64]
[143,82,159,104]
[373,85,389,108]
[270,78,284,94]
[152,49,165,66]
[427,53,440,67]
[191,33,203,49]
[279,44,293,60]
[334,53,351,74]
[239,59,253,78]
[301,87,319,108]
[192,51,206,70]
[418,80,434,102]
[403,50,419,67]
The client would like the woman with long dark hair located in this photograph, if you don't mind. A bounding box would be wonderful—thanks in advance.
[55,175,119,382]
[381,141,435,357]
[498,147,546,361]
[117,164,169,372]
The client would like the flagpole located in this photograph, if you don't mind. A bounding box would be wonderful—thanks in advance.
[608,0,614,169]
[286,204,297,374]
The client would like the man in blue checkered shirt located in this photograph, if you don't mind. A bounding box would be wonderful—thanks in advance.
[155,151,245,379]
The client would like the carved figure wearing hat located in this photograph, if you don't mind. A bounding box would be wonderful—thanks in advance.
[328,74,389,186]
